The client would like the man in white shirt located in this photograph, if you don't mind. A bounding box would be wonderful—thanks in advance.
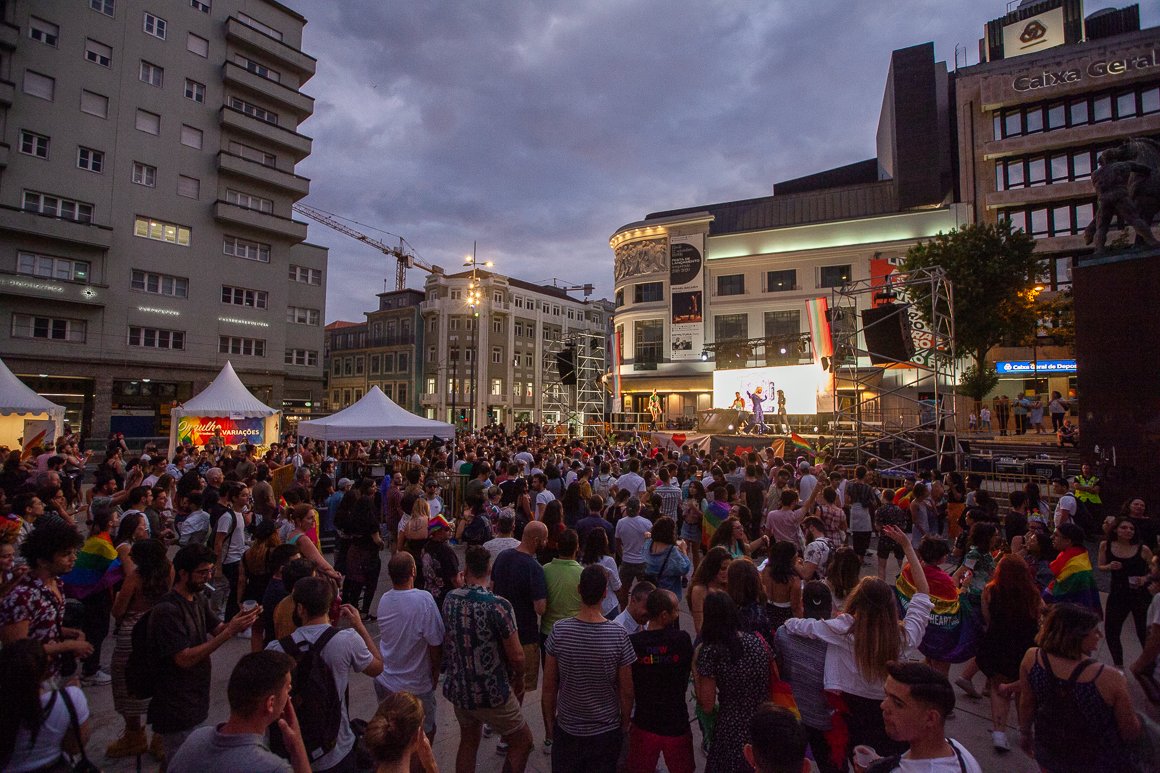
[614,499,652,608]
[612,581,653,635]
[799,517,831,581]
[1052,477,1078,529]
[531,473,555,521]
[267,577,383,772]
[876,661,983,772]
[374,553,444,739]
[614,458,647,501]
[797,462,818,503]
[484,513,521,562]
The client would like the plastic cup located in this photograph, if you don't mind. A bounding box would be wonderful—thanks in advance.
[853,745,880,772]
[241,600,258,613]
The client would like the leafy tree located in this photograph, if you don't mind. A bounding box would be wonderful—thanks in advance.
[902,220,1040,367]
[959,362,999,412]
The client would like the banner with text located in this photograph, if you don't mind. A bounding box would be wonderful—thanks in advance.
[669,233,705,361]
[178,416,265,446]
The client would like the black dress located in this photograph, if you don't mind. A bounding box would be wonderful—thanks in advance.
[976,595,1038,682]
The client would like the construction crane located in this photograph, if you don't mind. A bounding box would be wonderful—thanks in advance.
[292,202,442,291]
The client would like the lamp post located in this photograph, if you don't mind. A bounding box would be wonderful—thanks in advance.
[463,242,493,431]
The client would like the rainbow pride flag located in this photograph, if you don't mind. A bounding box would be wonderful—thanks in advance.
[895,562,981,663]
[702,499,730,550]
[789,432,814,456]
[62,534,121,600]
[1044,546,1102,613]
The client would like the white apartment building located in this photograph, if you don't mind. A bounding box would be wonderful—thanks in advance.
[0,0,326,439]
[419,270,611,431]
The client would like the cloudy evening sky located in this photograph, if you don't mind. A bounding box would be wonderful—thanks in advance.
[288,1,1160,322]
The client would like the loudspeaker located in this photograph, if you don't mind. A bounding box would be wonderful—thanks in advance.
[699,409,745,433]
[861,304,915,365]
[555,347,576,385]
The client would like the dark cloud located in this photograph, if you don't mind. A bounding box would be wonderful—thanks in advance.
[287,1,1157,321]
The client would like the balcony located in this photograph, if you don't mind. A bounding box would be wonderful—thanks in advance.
[0,206,113,248]
[420,392,438,403]
[213,200,308,241]
[225,17,317,80]
[0,79,14,107]
[0,22,18,51]
[222,61,314,117]
[217,151,310,196]
[219,106,312,160]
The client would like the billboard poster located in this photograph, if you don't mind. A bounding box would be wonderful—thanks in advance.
[20,419,56,460]
[669,233,704,361]
[177,416,265,446]
[869,257,943,367]
[1002,6,1066,59]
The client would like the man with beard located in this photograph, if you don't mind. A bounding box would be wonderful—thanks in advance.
[147,544,261,763]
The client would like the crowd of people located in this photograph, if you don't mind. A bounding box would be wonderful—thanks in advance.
[0,429,1157,772]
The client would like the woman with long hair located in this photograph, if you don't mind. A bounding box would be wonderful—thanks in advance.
[538,500,566,565]
[0,639,92,772]
[581,527,622,619]
[783,525,931,761]
[560,480,585,528]
[727,559,772,646]
[975,555,1042,752]
[709,515,767,559]
[363,692,438,773]
[688,546,732,634]
[107,539,171,759]
[682,479,707,570]
[287,503,341,583]
[825,546,861,614]
[1018,604,1142,771]
[643,516,692,600]
[693,591,773,773]
[238,519,281,651]
[337,478,384,618]
[1098,516,1153,667]
[762,540,803,629]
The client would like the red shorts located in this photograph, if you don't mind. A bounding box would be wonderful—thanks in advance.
[627,725,695,773]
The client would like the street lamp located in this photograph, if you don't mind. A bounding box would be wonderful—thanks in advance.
[463,242,494,431]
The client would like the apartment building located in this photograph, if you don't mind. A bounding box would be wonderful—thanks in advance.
[0,0,326,438]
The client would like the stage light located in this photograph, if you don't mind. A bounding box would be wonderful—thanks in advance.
[779,347,787,355]
[812,426,819,432]
[820,356,831,371]
[700,350,709,361]
[727,424,734,431]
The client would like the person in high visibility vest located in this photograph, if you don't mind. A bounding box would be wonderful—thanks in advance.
[1074,462,1102,534]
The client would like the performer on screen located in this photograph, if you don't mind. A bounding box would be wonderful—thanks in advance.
[730,391,746,411]
[746,386,768,434]
[776,388,789,434]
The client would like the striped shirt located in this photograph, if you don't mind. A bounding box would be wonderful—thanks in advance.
[545,617,636,736]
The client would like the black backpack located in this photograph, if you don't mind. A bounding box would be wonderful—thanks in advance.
[273,627,344,763]
[125,609,157,699]
[462,514,491,545]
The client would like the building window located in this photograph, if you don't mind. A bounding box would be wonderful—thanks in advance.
[714,313,748,342]
[449,319,459,331]
[143,13,166,39]
[764,310,800,364]
[132,269,188,297]
[135,110,160,135]
[186,33,208,56]
[13,314,86,343]
[525,354,533,368]
[633,282,663,303]
[221,285,267,309]
[355,356,365,375]
[999,198,1095,240]
[76,147,104,173]
[229,141,277,167]
[289,265,322,285]
[29,18,60,46]
[235,55,280,82]
[135,216,191,246]
[819,265,851,288]
[994,82,1160,140]
[225,189,274,213]
[369,355,381,374]
[717,274,745,296]
[190,0,210,13]
[17,252,89,283]
[223,236,270,262]
[184,79,205,103]
[287,307,321,326]
[228,97,278,126]
[90,0,114,17]
[396,384,408,405]
[237,12,283,40]
[22,71,55,101]
[19,131,49,159]
[128,326,184,350]
[285,349,318,366]
[139,60,163,87]
[491,347,502,364]
[491,378,503,396]
[132,162,156,187]
[80,90,108,118]
[492,319,503,333]
[219,336,265,357]
[633,319,664,363]
[766,269,796,292]
[23,191,93,223]
[84,39,112,67]
[180,125,203,149]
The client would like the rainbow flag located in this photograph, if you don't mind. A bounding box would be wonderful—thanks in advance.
[789,432,814,456]
[895,562,981,663]
[62,534,121,599]
[1044,546,1101,613]
[702,499,730,550]
[804,297,833,361]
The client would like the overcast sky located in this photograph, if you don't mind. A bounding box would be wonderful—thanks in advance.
[289,1,1158,322]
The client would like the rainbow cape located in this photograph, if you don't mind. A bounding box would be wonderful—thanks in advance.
[62,534,122,599]
[1044,546,1102,613]
[702,499,730,550]
[895,562,981,663]
[789,432,814,456]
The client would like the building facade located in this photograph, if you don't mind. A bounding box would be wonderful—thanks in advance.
[0,0,326,439]
[419,270,610,431]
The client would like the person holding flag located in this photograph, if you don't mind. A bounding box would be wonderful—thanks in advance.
[1043,522,1101,614]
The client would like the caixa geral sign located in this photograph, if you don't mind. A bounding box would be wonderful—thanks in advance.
[995,360,1077,374]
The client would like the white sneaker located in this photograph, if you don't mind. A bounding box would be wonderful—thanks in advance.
[82,670,112,686]
[992,730,1010,752]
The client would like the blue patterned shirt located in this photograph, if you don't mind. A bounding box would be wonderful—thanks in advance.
[441,584,518,710]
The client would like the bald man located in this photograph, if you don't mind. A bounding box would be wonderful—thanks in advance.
[492,521,549,695]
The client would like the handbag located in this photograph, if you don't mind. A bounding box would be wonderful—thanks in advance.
[59,688,101,773]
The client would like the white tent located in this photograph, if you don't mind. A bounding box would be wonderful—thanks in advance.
[297,385,455,441]
[168,361,281,450]
[0,357,65,451]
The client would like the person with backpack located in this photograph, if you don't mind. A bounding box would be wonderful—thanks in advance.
[144,543,262,765]
[214,481,252,622]
[266,576,383,772]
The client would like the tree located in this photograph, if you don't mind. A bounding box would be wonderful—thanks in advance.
[902,220,1040,367]
[959,362,1000,413]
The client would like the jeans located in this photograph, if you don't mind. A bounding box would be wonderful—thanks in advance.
[552,726,622,773]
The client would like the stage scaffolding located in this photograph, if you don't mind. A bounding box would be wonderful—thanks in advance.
[543,331,607,437]
[829,267,958,472]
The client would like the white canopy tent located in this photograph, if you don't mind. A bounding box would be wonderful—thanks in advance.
[0,357,65,451]
[297,385,455,441]
[168,361,281,450]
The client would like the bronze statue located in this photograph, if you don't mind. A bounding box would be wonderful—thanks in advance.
[1084,138,1160,252]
